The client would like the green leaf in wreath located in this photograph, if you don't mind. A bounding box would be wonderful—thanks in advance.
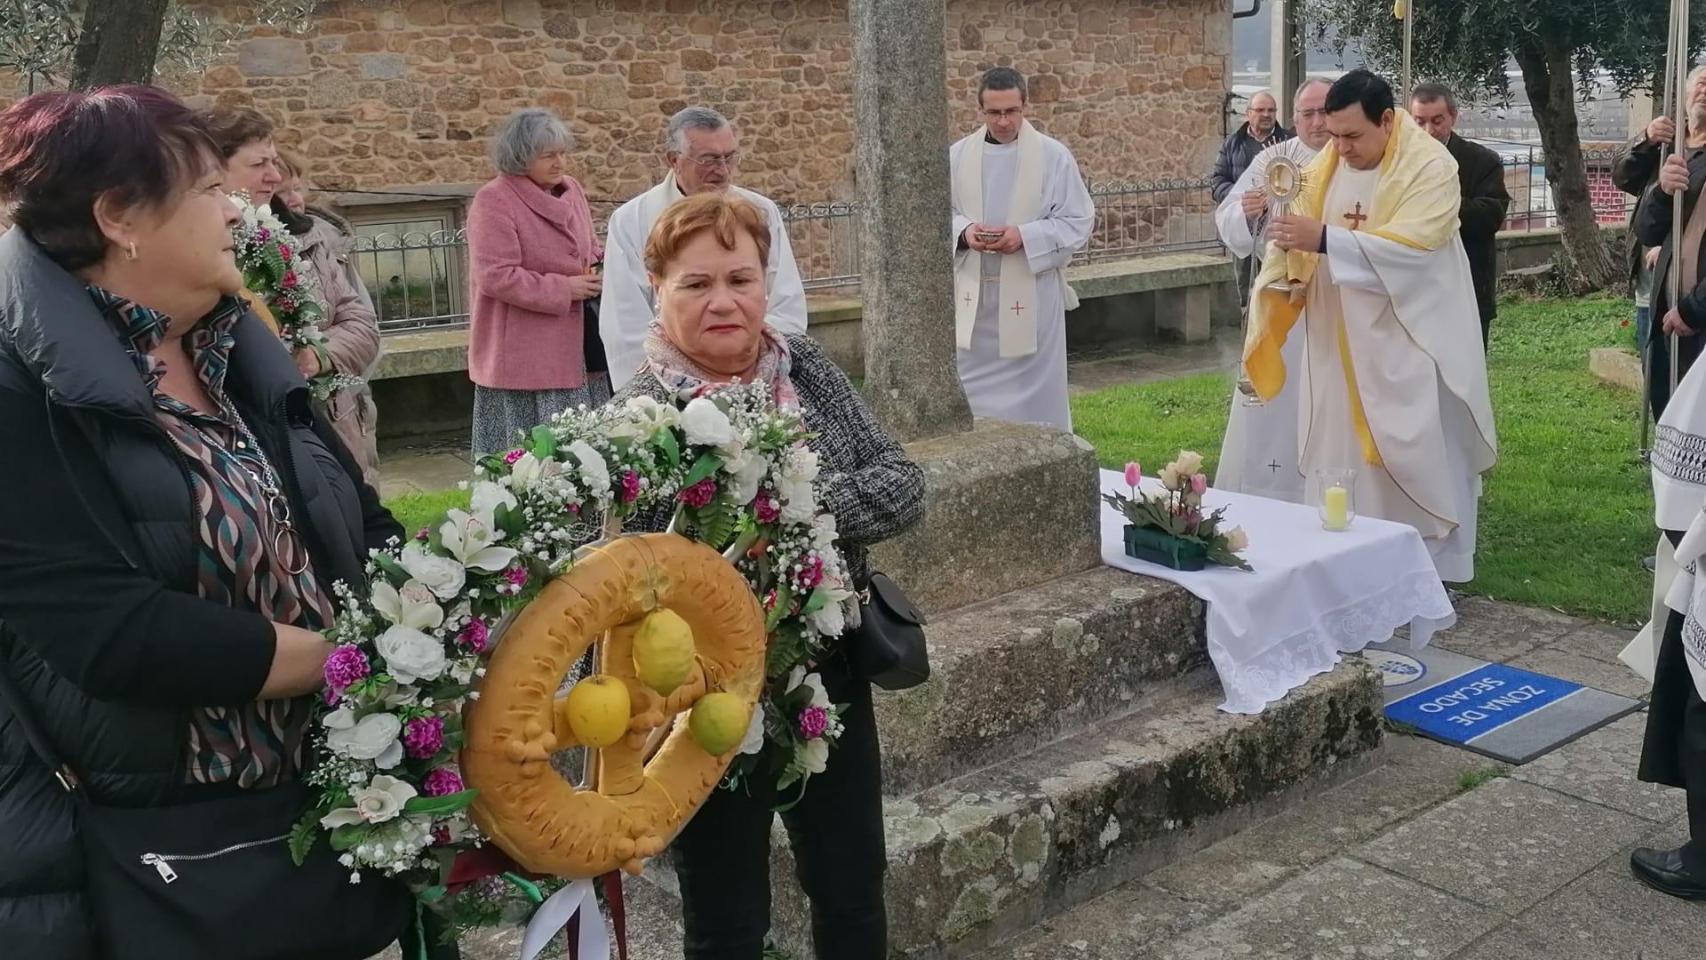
[655,427,681,469]
[372,553,411,587]
[288,807,323,866]
[683,451,722,487]
[329,822,372,852]
[529,425,557,460]
[801,585,830,616]
[402,788,479,817]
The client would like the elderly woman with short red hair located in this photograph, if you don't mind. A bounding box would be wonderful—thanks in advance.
[0,87,433,958]
[608,192,925,959]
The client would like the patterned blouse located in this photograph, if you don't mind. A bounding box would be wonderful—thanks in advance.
[89,287,333,788]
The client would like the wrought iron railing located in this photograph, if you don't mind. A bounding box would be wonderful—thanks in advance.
[359,149,1633,333]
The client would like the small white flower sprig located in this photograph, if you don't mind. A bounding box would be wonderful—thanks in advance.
[296,387,858,935]
[228,194,348,403]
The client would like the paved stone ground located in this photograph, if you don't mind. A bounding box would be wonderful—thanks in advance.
[987,595,1699,960]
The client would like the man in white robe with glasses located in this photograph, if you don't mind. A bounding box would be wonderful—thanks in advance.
[601,105,808,390]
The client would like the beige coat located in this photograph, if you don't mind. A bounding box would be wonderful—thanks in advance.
[299,215,382,483]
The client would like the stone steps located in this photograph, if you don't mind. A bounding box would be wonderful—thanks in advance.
[638,657,1383,959]
[877,567,1206,792]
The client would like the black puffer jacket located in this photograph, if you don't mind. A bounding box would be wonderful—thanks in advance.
[0,227,404,957]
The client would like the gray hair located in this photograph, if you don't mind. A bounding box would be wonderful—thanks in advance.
[1248,89,1276,106]
[1294,77,1332,101]
[488,108,572,175]
[666,106,730,153]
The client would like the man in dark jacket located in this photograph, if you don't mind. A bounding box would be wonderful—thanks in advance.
[1410,83,1512,347]
[1213,91,1293,301]
[1621,67,1706,420]
[1617,110,1685,350]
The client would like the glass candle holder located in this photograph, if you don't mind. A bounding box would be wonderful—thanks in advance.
[1316,468,1357,532]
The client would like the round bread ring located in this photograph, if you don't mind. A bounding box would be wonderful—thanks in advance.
[461,532,767,878]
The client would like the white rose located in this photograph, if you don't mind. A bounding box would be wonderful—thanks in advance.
[807,598,847,638]
[779,477,816,524]
[722,448,771,505]
[680,397,734,447]
[376,624,448,686]
[1225,526,1250,553]
[399,542,466,600]
[567,440,611,497]
[1175,450,1204,476]
[800,738,829,775]
[781,447,820,484]
[325,711,404,769]
[1159,465,1183,491]
[321,774,418,828]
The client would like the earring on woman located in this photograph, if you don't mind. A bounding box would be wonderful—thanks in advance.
[125,241,138,262]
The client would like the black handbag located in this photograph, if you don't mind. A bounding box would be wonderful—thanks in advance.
[847,573,931,690]
[0,665,412,960]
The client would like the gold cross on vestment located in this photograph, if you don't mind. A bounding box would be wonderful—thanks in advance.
[1343,202,1369,230]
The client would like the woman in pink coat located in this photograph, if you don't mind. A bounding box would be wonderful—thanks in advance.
[466,108,606,455]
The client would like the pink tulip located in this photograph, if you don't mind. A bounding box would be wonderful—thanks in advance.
[1123,462,1142,488]
[1190,474,1208,495]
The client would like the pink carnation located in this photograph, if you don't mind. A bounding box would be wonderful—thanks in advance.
[797,705,829,740]
[621,470,642,503]
[421,767,464,797]
[323,645,371,693]
[678,477,717,509]
[795,555,824,590]
[503,449,526,464]
[404,715,446,759]
[281,271,298,289]
[505,566,529,588]
[415,527,431,542]
[458,618,491,654]
[256,227,271,242]
[755,494,781,525]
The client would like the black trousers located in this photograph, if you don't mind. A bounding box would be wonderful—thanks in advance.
[1638,608,1706,870]
[671,656,887,959]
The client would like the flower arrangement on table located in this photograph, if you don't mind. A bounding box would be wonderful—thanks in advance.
[1103,451,1252,572]
[229,194,357,404]
[291,386,858,937]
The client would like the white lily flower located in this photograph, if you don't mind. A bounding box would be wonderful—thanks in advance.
[370,580,445,631]
[439,493,518,572]
[567,440,611,497]
[508,452,561,492]
[320,775,417,828]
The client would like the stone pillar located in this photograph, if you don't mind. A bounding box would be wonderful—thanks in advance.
[849,0,974,441]
[1270,0,1306,124]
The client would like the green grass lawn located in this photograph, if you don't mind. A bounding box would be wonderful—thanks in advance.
[382,296,1651,624]
[1071,295,1652,625]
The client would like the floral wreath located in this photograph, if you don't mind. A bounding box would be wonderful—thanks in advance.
[293,386,857,936]
[230,196,361,404]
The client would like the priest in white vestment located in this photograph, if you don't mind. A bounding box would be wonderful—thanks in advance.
[1214,77,1333,502]
[1251,70,1496,582]
[601,106,807,390]
[949,67,1094,433]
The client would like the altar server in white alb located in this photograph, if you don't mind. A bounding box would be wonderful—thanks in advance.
[950,67,1094,432]
[1253,70,1496,582]
[601,105,807,390]
[1213,77,1333,503]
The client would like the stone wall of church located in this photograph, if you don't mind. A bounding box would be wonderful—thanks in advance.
[68,0,1231,204]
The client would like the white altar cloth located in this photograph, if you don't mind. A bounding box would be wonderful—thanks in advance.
[1098,469,1455,714]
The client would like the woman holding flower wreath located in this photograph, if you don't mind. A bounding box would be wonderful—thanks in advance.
[0,87,432,959]
[606,192,926,958]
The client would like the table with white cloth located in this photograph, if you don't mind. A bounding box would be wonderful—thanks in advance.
[1098,469,1456,714]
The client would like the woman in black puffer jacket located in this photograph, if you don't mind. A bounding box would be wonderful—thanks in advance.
[0,87,429,959]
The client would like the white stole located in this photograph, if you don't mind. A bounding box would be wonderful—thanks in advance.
[634,172,683,251]
[953,121,1045,358]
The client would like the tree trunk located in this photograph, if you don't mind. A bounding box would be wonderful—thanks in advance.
[1512,34,1618,293]
[70,0,170,89]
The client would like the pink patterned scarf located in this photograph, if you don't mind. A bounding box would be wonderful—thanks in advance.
[643,321,801,413]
